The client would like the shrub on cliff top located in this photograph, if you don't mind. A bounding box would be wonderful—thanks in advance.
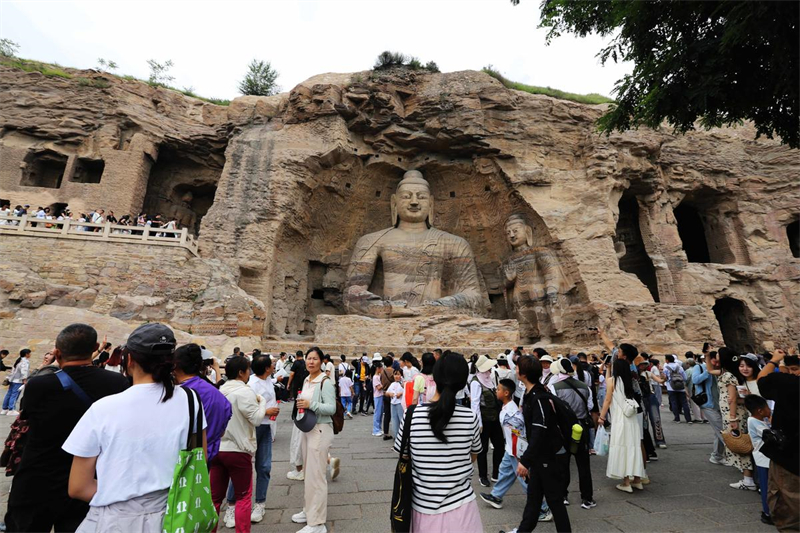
[238,59,280,96]
[373,51,440,73]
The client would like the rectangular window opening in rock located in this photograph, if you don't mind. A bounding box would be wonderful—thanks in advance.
[615,195,660,302]
[71,157,105,184]
[20,150,68,189]
[673,190,747,265]
[142,146,222,236]
[713,297,756,354]
[787,219,799,258]
[304,260,343,336]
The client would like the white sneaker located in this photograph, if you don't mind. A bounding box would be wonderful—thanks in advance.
[250,502,265,523]
[291,510,307,524]
[223,505,236,529]
[7,410,18,417]
[297,525,326,533]
[0,410,7,415]
[730,479,757,491]
[287,469,305,481]
[709,456,723,465]
[330,457,340,481]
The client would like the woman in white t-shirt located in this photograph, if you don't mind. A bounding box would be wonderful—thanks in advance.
[338,370,354,418]
[385,369,405,439]
[64,323,207,533]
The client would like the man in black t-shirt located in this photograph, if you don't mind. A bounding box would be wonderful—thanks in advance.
[5,324,129,533]
[287,350,307,400]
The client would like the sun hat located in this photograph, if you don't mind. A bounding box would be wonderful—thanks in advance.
[294,407,318,432]
[476,354,497,373]
[372,353,383,362]
[539,355,554,364]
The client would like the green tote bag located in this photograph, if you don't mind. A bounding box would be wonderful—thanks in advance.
[162,388,218,533]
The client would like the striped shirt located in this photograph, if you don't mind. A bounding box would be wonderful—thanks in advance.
[393,404,482,514]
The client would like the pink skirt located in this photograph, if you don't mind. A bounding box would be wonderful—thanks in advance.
[411,499,482,533]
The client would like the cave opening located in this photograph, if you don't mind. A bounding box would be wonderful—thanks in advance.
[20,150,68,188]
[674,203,711,263]
[788,219,799,258]
[615,195,659,302]
[71,158,105,184]
[713,297,756,354]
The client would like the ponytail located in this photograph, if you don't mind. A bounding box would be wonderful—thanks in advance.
[128,349,176,402]
[427,352,469,443]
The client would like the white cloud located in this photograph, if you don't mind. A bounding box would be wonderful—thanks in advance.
[1,0,632,100]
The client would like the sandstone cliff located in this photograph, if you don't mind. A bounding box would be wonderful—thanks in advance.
[1,64,798,354]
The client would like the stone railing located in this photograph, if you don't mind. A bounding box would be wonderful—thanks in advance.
[0,214,199,256]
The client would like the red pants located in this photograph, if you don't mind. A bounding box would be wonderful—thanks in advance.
[210,451,253,533]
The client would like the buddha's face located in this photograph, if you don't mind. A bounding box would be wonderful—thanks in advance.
[506,220,529,249]
[395,183,431,224]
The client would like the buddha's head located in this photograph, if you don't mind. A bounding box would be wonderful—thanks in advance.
[505,214,534,250]
[391,170,434,227]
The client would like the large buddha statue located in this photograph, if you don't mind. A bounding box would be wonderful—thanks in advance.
[501,214,573,342]
[344,170,487,318]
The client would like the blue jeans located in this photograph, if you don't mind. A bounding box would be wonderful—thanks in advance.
[491,451,549,514]
[2,383,22,411]
[341,396,353,414]
[353,382,362,410]
[372,396,384,434]
[757,466,770,516]
[227,425,272,504]
[390,402,404,439]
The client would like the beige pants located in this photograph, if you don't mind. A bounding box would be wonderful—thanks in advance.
[301,423,334,526]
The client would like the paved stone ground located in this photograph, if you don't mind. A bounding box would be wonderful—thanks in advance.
[0,401,773,533]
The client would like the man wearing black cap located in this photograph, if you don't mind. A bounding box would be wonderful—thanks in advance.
[5,324,129,533]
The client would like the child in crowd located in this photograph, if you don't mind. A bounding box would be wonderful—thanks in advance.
[478,379,552,522]
[745,394,774,526]
[339,370,355,419]
[386,369,405,439]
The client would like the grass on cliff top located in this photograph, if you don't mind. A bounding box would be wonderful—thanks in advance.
[1,56,230,105]
[482,66,614,105]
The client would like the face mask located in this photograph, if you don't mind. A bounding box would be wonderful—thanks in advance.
[542,368,551,378]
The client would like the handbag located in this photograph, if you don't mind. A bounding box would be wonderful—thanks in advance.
[163,389,218,533]
[722,428,754,455]
[622,398,638,418]
[691,390,709,407]
[390,405,416,533]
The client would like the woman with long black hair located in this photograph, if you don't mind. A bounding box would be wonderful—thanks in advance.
[717,347,755,491]
[598,359,645,493]
[393,352,482,532]
[63,323,207,533]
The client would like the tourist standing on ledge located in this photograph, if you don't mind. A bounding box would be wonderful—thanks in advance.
[5,324,128,533]
[393,352,483,532]
[63,323,206,533]
[291,347,337,533]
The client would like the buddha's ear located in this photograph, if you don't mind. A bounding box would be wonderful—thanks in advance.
[525,224,534,248]
[427,195,435,228]
[391,194,398,227]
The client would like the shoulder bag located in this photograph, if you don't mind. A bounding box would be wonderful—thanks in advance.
[163,388,218,533]
[390,405,416,533]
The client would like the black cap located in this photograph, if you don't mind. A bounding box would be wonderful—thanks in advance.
[126,323,176,355]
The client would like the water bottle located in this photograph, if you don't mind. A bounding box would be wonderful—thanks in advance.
[570,423,583,454]
[269,400,281,421]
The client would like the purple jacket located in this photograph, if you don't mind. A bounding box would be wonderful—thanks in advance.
[182,377,232,461]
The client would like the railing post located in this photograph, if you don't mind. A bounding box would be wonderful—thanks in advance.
[18,215,27,232]
[61,218,70,235]
[102,221,111,239]
[142,226,149,242]
[180,228,188,246]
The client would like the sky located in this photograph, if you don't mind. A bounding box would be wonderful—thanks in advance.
[1,0,632,101]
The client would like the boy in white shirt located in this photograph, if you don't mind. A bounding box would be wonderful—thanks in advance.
[745,395,774,526]
[385,369,405,439]
[339,371,355,419]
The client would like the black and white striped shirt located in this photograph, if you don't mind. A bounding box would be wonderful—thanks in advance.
[393,405,482,514]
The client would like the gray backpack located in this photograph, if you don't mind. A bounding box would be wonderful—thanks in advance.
[668,364,685,391]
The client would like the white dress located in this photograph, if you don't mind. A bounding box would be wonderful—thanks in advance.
[606,378,646,480]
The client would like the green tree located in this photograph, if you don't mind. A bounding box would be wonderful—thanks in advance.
[0,38,19,57]
[97,58,118,71]
[531,1,799,148]
[147,59,174,85]
[238,60,280,96]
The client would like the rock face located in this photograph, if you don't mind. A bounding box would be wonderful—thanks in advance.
[1,65,798,354]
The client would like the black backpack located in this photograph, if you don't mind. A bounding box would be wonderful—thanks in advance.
[537,390,580,456]
[471,377,500,423]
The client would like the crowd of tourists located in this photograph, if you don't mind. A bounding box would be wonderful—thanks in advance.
[0,203,182,236]
[0,323,797,533]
